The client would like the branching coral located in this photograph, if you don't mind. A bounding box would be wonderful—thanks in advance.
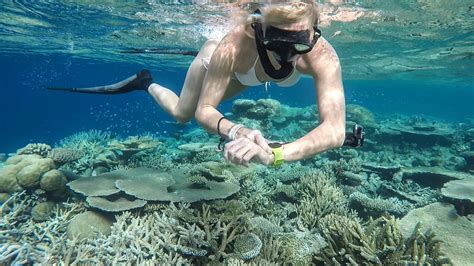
[401,223,452,265]
[197,203,246,261]
[296,169,350,229]
[316,213,381,265]
[349,191,411,218]
[316,214,452,265]
[60,203,248,264]
[0,192,85,265]
[58,130,112,174]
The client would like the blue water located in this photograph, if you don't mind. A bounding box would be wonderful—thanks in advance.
[0,52,472,152]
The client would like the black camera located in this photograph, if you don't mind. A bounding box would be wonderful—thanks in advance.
[343,124,365,148]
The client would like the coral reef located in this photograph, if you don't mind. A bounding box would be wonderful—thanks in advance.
[0,154,67,198]
[0,192,85,265]
[232,232,262,260]
[67,167,240,212]
[399,203,473,265]
[1,103,469,264]
[349,191,410,217]
[296,168,350,229]
[61,203,248,264]
[441,177,474,215]
[47,148,83,166]
[17,143,52,157]
[316,214,452,265]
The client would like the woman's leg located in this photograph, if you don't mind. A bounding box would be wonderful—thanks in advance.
[148,40,219,123]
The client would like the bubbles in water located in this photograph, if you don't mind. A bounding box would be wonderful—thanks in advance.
[87,98,180,138]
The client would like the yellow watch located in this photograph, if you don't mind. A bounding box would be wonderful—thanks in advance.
[269,142,284,167]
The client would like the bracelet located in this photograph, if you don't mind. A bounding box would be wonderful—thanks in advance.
[228,124,244,141]
[216,116,227,151]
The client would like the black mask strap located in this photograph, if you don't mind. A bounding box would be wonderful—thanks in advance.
[252,23,294,80]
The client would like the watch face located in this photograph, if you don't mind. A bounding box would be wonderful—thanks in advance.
[269,142,282,148]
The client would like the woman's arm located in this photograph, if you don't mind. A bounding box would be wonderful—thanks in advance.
[283,38,346,161]
[194,39,235,136]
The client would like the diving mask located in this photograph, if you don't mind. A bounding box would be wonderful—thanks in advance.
[256,24,322,63]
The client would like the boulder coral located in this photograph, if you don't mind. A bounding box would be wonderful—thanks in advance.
[0,154,58,193]
[66,210,113,240]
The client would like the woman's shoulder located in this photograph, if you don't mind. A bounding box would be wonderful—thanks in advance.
[211,24,256,67]
[297,37,341,74]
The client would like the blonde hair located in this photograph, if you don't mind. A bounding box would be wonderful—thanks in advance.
[250,1,319,28]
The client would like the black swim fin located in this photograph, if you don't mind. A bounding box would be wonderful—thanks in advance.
[47,69,153,94]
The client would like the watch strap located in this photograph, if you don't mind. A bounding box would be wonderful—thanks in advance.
[271,146,284,167]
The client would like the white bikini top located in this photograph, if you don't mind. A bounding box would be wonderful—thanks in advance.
[234,58,301,87]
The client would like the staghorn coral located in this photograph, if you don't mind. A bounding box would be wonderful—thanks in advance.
[316,213,452,265]
[197,203,247,261]
[64,203,247,264]
[316,213,381,265]
[197,161,257,183]
[65,211,190,264]
[366,215,405,263]
[296,169,350,229]
[58,130,112,174]
[0,192,85,265]
[401,223,452,265]
[239,169,274,216]
[399,203,468,265]
[58,130,111,151]
[127,144,176,170]
[272,182,298,201]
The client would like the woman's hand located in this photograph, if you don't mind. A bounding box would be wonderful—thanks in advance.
[224,137,274,166]
[234,128,272,154]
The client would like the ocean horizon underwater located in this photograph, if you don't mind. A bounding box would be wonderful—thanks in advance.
[1,1,473,265]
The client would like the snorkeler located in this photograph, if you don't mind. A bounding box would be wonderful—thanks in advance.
[48,1,349,167]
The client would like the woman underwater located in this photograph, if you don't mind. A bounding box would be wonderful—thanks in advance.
[48,1,347,167]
